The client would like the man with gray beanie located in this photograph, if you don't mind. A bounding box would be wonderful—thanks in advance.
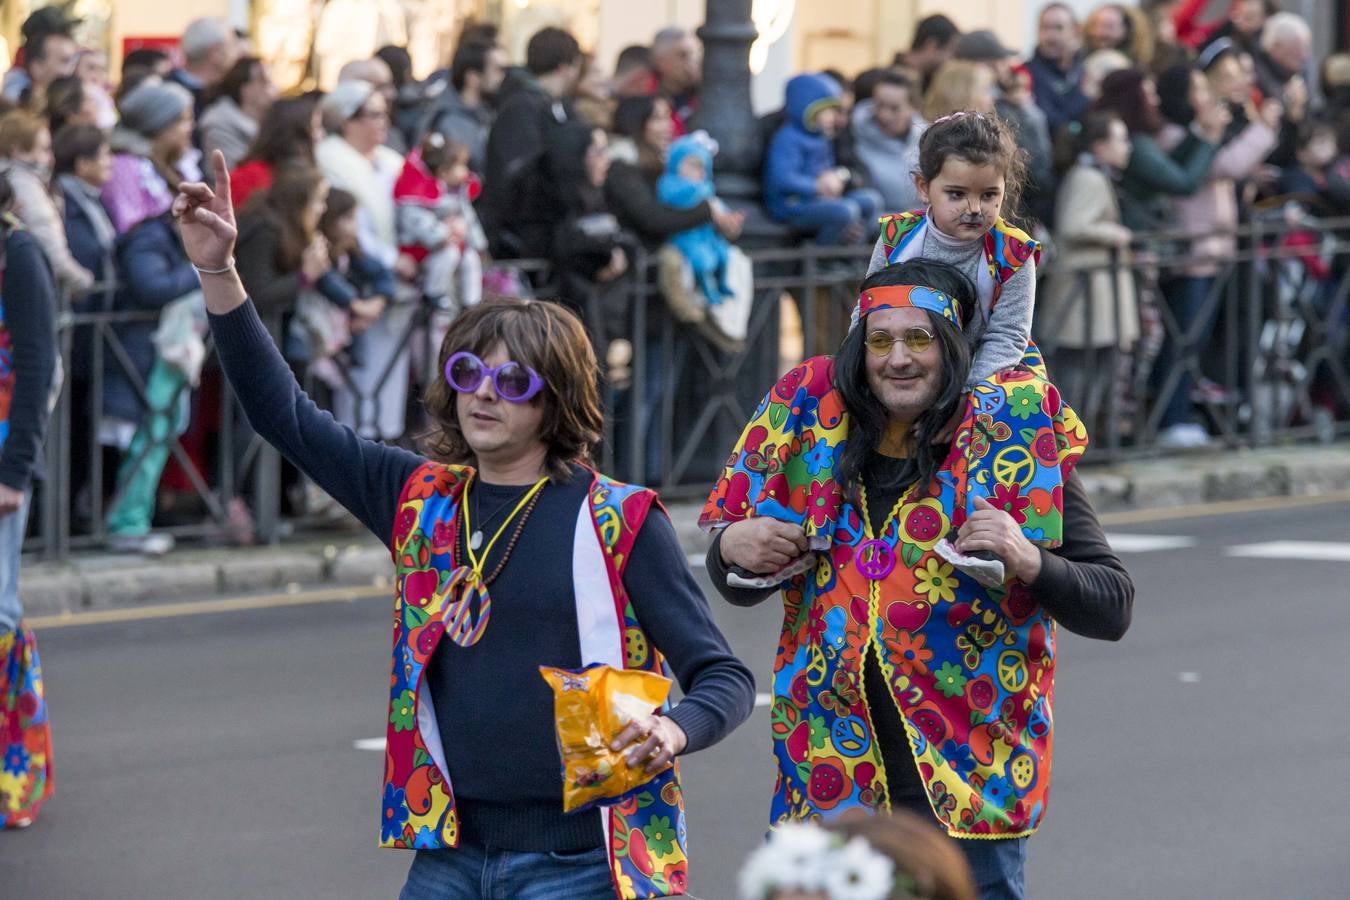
[169,18,240,119]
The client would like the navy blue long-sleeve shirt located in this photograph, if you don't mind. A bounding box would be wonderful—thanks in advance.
[0,230,57,490]
[209,299,755,851]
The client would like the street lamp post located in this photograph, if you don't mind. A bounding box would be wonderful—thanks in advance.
[691,0,760,201]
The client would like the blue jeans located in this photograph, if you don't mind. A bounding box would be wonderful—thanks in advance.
[0,495,31,631]
[955,836,1028,900]
[781,188,883,245]
[1154,276,1217,429]
[398,843,614,900]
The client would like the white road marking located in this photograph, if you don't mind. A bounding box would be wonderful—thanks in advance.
[1224,541,1350,562]
[754,693,772,708]
[1104,533,1197,553]
[1178,672,1201,683]
[353,738,386,752]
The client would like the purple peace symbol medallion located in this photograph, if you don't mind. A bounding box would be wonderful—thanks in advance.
[855,538,897,581]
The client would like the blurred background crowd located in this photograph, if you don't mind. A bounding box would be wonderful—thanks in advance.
[0,0,1346,557]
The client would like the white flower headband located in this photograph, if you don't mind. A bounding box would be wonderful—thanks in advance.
[738,822,919,900]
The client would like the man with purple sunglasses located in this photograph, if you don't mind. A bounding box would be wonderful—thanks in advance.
[174,151,755,899]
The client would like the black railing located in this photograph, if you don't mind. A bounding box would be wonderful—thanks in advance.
[26,215,1350,559]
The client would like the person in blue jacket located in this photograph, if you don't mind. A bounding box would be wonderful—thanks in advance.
[763,73,882,245]
[657,130,732,304]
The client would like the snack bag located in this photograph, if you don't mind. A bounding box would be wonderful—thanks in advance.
[539,663,673,813]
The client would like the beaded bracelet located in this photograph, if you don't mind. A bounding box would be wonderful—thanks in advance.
[193,258,235,276]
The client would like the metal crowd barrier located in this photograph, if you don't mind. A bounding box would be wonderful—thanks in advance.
[26,215,1350,559]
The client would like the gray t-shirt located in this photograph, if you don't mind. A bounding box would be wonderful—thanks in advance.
[867,224,1035,387]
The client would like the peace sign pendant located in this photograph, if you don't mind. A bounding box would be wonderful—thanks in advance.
[855,539,897,581]
[442,566,492,646]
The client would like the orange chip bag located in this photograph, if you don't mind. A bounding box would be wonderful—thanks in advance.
[539,663,673,813]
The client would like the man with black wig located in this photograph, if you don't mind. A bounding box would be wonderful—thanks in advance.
[702,259,1134,899]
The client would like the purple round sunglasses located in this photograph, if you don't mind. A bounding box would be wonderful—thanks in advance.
[444,351,545,403]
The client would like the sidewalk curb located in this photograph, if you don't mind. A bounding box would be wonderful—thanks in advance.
[23,444,1350,619]
[21,535,394,620]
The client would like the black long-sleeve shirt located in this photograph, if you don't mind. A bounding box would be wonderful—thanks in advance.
[0,230,57,490]
[604,160,713,250]
[706,455,1133,813]
[209,299,755,851]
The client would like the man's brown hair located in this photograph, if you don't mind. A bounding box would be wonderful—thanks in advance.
[423,297,604,483]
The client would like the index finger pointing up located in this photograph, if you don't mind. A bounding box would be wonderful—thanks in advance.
[211,149,232,207]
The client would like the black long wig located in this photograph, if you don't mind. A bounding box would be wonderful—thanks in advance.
[833,259,976,502]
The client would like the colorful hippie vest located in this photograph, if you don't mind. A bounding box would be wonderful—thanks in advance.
[1,627,51,826]
[879,211,1040,311]
[383,462,689,899]
[703,359,1069,838]
[0,218,52,828]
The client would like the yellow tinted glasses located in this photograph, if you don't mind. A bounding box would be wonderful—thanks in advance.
[865,327,936,356]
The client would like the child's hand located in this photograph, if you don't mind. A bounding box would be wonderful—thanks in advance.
[349,296,386,332]
[1258,97,1284,131]
[394,253,419,280]
[1196,98,1231,142]
[1283,76,1308,122]
[815,169,845,199]
[301,236,330,281]
[448,218,468,243]
[712,206,745,240]
[596,247,628,282]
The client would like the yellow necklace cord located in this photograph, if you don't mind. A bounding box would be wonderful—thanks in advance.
[461,476,550,574]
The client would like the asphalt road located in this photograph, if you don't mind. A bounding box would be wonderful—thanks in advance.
[4,497,1350,899]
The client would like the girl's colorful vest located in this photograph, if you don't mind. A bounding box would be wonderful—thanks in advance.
[879,210,1041,308]
[382,462,689,899]
[703,357,1074,839]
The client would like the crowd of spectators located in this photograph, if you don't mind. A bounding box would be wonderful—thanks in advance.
[0,3,1346,551]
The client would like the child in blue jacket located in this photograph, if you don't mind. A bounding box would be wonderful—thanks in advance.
[764,73,881,245]
[657,131,733,304]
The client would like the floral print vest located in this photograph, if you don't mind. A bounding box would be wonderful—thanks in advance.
[704,359,1067,838]
[382,462,690,899]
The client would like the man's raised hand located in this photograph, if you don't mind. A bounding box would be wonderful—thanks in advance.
[172,149,237,271]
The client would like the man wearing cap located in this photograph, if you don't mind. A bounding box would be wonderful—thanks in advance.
[1024,3,1090,133]
[892,14,961,95]
[2,7,79,104]
[701,258,1133,899]
[953,31,1054,224]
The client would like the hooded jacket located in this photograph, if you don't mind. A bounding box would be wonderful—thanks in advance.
[763,74,842,218]
[657,134,728,297]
